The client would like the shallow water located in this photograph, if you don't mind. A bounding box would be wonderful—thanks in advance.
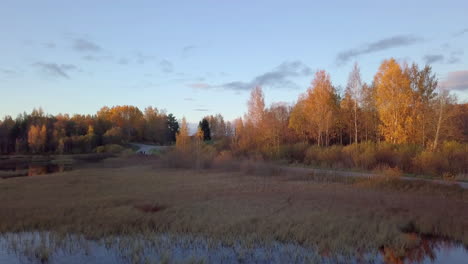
[0,162,72,178]
[0,232,466,264]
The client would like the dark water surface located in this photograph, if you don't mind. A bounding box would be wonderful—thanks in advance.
[0,232,466,264]
[0,154,109,179]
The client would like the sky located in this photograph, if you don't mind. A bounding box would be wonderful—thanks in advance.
[1,0,467,123]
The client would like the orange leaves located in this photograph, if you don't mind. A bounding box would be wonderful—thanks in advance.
[374,58,413,144]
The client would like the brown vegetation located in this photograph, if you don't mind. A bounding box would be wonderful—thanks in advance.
[0,155,466,258]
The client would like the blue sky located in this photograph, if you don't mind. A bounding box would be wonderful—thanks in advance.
[1,0,467,122]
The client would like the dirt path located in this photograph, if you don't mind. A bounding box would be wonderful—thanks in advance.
[285,166,468,189]
[130,143,168,155]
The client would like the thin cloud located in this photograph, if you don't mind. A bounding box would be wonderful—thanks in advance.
[182,45,196,58]
[336,35,422,65]
[135,52,156,64]
[0,68,16,75]
[33,62,78,79]
[453,28,468,37]
[189,61,312,91]
[184,97,195,101]
[160,59,174,73]
[423,54,444,64]
[441,71,468,91]
[448,50,463,64]
[73,38,102,52]
[194,108,209,112]
[118,58,129,65]
[44,42,56,49]
[82,55,113,62]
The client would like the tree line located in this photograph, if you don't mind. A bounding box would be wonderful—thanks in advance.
[0,106,179,154]
[0,58,467,159]
[220,59,466,158]
[172,58,466,177]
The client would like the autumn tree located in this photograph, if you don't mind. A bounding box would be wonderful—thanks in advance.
[103,127,124,145]
[374,58,413,144]
[28,124,47,153]
[262,102,290,157]
[406,64,438,146]
[143,107,168,144]
[235,86,266,154]
[246,86,265,126]
[345,63,362,144]
[340,91,355,144]
[176,117,190,152]
[360,83,379,142]
[432,89,459,150]
[289,95,313,142]
[305,70,338,146]
[206,114,227,140]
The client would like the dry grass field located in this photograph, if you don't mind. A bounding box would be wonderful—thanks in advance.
[0,155,467,259]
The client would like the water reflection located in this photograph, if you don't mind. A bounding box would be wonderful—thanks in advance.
[27,164,70,176]
[380,233,467,264]
[0,232,466,264]
[0,162,72,179]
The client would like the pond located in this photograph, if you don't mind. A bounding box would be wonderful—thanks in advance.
[0,163,72,178]
[0,154,110,179]
[0,232,466,264]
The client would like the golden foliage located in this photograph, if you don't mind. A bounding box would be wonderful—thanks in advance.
[374,58,413,144]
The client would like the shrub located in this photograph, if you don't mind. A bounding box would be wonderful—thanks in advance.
[374,143,398,168]
[96,144,125,154]
[441,141,467,176]
[159,144,217,170]
[373,165,402,179]
[413,142,467,177]
[304,145,322,166]
[413,151,448,176]
[317,145,343,168]
[278,142,309,163]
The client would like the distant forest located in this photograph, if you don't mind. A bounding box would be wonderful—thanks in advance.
[1,58,467,161]
[0,106,179,154]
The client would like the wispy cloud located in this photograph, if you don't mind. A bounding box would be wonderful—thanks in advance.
[82,55,113,62]
[118,58,129,65]
[193,108,209,112]
[441,71,468,91]
[160,59,174,73]
[33,62,78,79]
[184,97,195,101]
[336,35,423,65]
[189,61,312,91]
[44,42,56,49]
[453,28,468,37]
[135,52,156,64]
[423,54,444,64]
[73,38,102,52]
[0,68,16,75]
[422,50,463,65]
[182,45,196,58]
[447,50,463,64]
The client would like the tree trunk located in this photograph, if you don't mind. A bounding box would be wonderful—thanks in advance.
[433,97,444,151]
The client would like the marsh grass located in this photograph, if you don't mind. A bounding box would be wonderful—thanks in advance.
[0,155,467,262]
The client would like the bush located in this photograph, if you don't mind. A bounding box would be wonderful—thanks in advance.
[374,143,398,168]
[373,165,403,179]
[159,144,217,170]
[413,142,467,177]
[304,145,321,166]
[317,145,343,168]
[96,144,125,154]
[278,142,309,162]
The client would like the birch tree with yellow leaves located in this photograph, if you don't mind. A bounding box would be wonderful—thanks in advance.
[374,58,414,144]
